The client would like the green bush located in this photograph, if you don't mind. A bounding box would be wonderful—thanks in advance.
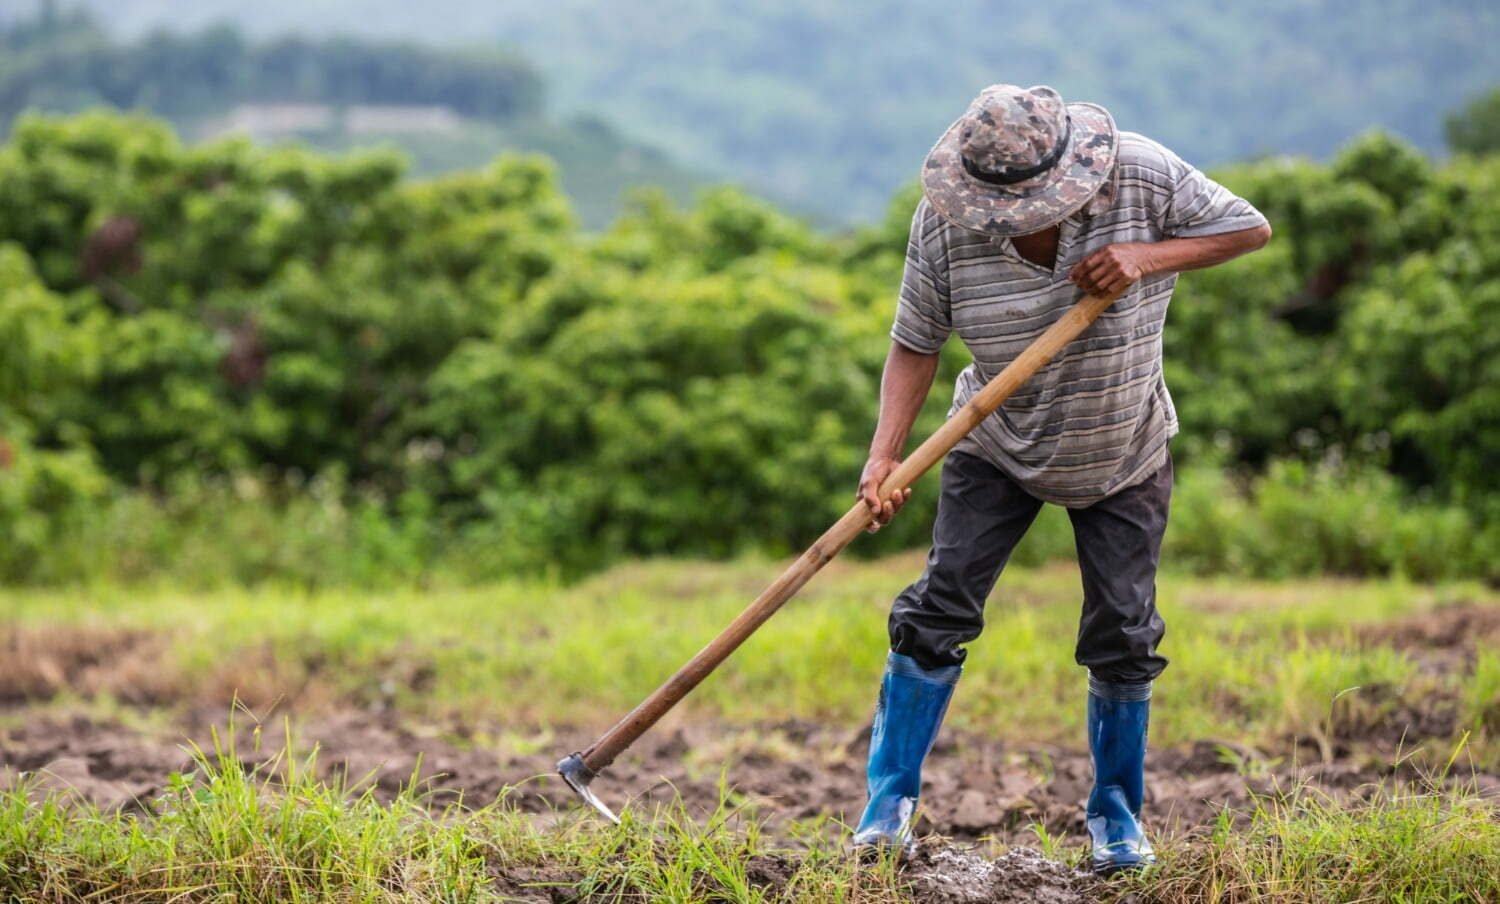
[1167,460,1496,583]
[1,111,1498,586]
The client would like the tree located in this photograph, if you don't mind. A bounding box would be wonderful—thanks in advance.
[1446,87,1500,155]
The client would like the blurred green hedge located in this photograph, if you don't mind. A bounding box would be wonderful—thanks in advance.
[1,114,1497,585]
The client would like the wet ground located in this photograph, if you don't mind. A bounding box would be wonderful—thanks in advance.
[3,601,1498,902]
[8,710,1496,903]
[5,706,1496,841]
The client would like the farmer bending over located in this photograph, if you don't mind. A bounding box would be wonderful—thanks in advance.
[854,84,1271,874]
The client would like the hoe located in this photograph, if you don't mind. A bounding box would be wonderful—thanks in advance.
[557,289,1121,823]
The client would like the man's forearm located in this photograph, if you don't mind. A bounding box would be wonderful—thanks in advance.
[870,341,942,459]
[1071,224,1271,295]
[1142,224,1272,275]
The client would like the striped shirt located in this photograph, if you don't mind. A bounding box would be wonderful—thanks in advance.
[892,131,1268,507]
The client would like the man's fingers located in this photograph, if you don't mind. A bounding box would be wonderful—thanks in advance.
[1070,259,1093,287]
[1074,247,1149,296]
[863,486,912,532]
[1088,267,1122,295]
[1079,259,1113,292]
[1085,257,1116,282]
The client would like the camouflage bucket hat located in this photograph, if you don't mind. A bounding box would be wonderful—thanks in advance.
[923,84,1117,237]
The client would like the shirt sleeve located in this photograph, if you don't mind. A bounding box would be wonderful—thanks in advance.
[1160,149,1269,239]
[889,201,953,354]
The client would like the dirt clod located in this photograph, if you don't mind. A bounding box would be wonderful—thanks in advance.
[744,852,797,894]
[488,864,585,903]
[904,845,1092,904]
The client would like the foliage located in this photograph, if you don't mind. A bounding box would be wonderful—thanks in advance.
[1166,460,1498,583]
[1446,86,1500,155]
[0,244,111,581]
[1333,154,1500,501]
[1,111,1498,585]
[1164,131,1499,502]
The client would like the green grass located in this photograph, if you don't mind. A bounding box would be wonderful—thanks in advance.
[1133,771,1500,903]
[3,558,1498,902]
[3,556,1495,763]
[2,727,1495,903]
[0,726,906,903]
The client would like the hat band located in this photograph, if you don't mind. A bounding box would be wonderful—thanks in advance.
[962,116,1072,186]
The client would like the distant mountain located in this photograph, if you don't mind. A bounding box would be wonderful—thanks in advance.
[0,4,704,227]
[53,0,1500,224]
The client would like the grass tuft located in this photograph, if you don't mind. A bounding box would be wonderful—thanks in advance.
[0,725,906,903]
[3,728,1496,903]
[1119,775,1500,904]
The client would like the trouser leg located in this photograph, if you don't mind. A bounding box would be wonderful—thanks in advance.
[1067,455,1173,684]
[1069,454,1172,874]
[858,449,1040,851]
[888,450,1044,669]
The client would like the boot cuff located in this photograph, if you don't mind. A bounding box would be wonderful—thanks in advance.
[888,652,963,686]
[1088,673,1152,702]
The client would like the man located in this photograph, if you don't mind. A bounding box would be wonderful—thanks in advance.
[852,84,1271,874]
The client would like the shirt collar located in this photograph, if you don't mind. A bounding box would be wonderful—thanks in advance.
[994,214,1080,266]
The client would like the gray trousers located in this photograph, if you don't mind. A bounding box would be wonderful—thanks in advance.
[889,450,1171,684]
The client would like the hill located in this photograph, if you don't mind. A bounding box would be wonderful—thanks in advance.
[53,0,1500,224]
[0,5,703,227]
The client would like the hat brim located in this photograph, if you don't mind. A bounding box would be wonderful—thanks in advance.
[922,102,1117,237]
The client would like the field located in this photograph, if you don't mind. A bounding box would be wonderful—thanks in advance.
[5,12,1500,901]
[3,554,1498,902]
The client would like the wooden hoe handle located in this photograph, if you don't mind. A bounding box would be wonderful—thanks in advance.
[576,289,1120,773]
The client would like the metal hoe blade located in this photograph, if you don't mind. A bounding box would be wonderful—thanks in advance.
[556,753,621,824]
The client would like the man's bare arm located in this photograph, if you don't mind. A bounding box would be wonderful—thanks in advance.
[1069,224,1273,296]
[859,340,942,532]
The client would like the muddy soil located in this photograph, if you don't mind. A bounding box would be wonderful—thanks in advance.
[2,712,1118,904]
[901,846,1093,904]
[3,600,1498,902]
[1357,599,1500,674]
[5,708,1495,843]
[4,603,1499,836]
[12,711,1494,903]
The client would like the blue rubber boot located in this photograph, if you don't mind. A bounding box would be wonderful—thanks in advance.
[1085,675,1156,874]
[852,652,961,853]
